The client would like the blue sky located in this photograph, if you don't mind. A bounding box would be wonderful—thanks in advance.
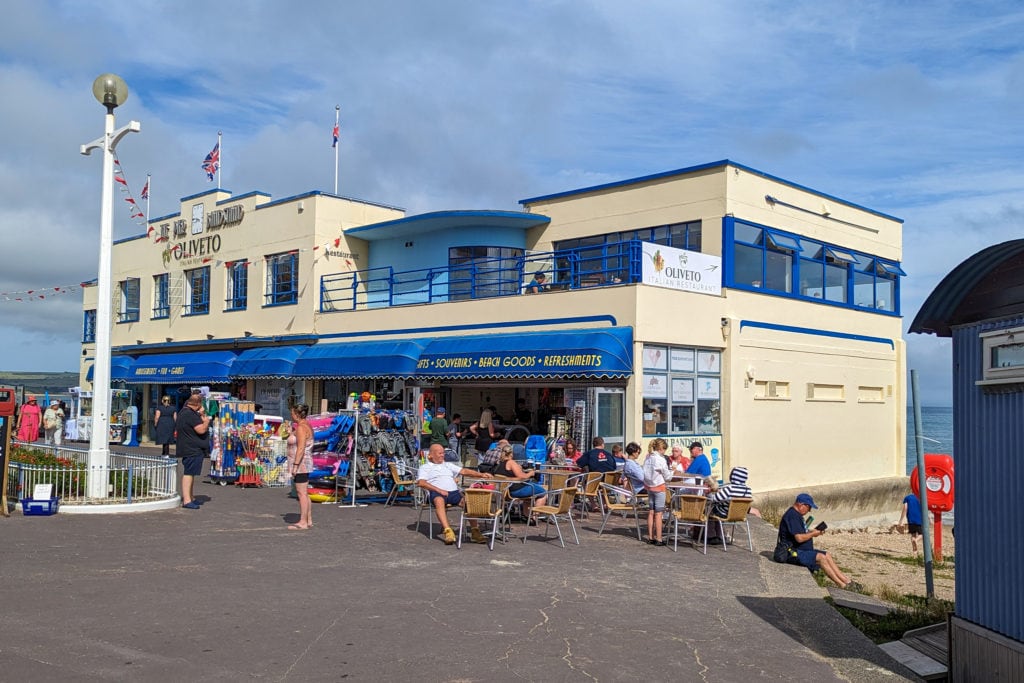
[3,0,1023,405]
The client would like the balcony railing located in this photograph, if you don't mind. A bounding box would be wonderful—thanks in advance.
[320,240,645,312]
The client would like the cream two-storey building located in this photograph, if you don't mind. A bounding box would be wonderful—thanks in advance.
[82,160,906,495]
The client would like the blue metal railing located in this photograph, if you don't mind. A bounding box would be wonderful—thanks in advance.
[320,240,644,312]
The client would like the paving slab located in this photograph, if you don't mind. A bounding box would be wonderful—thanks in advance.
[0,465,921,681]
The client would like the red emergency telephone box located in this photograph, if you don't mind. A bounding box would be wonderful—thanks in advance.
[910,453,955,513]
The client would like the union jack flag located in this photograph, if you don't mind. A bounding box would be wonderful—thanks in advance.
[202,142,220,181]
[332,123,339,148]
[140,179,149,200]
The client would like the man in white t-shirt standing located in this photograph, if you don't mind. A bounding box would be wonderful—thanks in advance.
[417,443,493,545]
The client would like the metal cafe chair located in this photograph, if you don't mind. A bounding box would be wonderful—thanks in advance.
[457,487,505,551]
[670,493,711,554]
[385,462,417,507]
[596,482,643,540]
[523,486,580,548]
[707,497,755,552]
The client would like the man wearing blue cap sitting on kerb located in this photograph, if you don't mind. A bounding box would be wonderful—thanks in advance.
[774,493,862,591]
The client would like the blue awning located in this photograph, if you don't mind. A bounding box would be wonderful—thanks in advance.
[119,350,238,384]
[231,345,308,379]
[415,327,633,379]
[293,340,428,379]
[86,356,135,382]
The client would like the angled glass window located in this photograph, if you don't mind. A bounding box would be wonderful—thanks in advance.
[226,260,248,311]
[823,246,858,264]
[875,260,906,276]
[763,230,803,253]
[184,266,210,315]
[152,273,169,319]
[265,252,298,305]
[118,278,140,323]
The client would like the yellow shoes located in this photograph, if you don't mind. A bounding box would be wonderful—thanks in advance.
[442,527,457,545]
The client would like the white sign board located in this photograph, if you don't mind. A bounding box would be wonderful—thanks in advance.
[641,242,722,295]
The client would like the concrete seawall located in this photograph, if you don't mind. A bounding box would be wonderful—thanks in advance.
[755,476,910,528]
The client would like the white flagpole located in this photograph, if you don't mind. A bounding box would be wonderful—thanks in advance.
[334,105,340,195]
[145,173,151,222]
[217,131,222,190]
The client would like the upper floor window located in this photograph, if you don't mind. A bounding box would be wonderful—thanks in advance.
[853,254,903,312]
[226,260,248,311]
[553,221,702,287]
[727,217,903,314]
[448,246,524,300]
[83,309,96,343]
[555,220,702,253]
[118,278,140,323]
[184,266,210,316]
[152,273,169,319]
[265,252,298,305]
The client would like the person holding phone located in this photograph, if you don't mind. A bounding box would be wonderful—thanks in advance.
[175,394,211,510]
[773,493,862,591]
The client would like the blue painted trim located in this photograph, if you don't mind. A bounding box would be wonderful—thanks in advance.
[181,188,231,202]
[738,320,895,349]
[261,301,298,309]
[314,314,620,341]
[149,211,179,223]
[520,159,903,223]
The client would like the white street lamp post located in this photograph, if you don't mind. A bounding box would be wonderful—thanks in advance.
[80,74,140,498]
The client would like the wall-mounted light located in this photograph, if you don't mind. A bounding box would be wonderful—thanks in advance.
[207,334,215,340]
[136,339,144,345]
[166,337,173,343]
[297,201,304,213]
[244,330,253,337]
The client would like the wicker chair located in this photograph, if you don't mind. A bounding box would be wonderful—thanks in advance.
[385,462,417,507]
[707,497,754,552]
[457,487,505,550]
[523,486,579,548]
[670,493,711,554]
[596,482,642,540]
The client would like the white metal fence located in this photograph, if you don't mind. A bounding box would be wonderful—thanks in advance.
[6,442,178,506]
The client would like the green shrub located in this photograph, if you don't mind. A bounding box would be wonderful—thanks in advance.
[10,445,151,499]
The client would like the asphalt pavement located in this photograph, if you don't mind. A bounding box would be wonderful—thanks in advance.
[1,457,920,682]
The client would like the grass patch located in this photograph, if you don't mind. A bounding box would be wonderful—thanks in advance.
[830,592,953,644]
[891,554,954,568]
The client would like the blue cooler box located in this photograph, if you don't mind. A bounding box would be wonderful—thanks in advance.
[21,497,60,516]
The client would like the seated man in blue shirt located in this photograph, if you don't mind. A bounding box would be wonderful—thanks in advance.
[577,436,617,473]
[524,272,549,294]
[683,441,711,477]
[773,493,861,590]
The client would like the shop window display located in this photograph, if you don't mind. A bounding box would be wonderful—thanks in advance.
[643,344,720,436]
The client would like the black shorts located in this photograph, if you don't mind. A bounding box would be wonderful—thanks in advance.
[182,455,204,476]
[293,473,309,484]
[907,523,923,536]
